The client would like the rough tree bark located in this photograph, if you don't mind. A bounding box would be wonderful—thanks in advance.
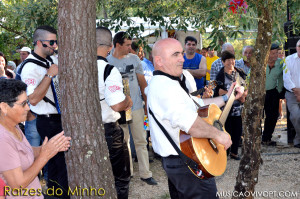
[58,1,117,198]
[233,1,273,198]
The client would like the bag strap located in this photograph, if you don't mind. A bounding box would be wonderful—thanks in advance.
[148,107,206,179]
[100,64,115,102]
[104,64,114,82]
[17,58,56,109]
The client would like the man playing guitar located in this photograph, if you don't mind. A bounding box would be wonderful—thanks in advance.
[146,38,245,198]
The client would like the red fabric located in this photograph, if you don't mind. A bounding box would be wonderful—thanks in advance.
[0,177,6,196]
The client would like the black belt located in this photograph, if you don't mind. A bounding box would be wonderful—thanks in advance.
[37,114,61,118]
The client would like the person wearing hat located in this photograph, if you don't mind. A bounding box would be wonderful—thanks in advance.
[19,47,31,61]
[261,43,284,146]
[15,47,31,73]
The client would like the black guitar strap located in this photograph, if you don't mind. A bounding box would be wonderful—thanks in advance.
[148,107,206,179]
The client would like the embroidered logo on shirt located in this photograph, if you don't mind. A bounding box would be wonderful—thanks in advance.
[24,79,36,86]
[108,85,121,92]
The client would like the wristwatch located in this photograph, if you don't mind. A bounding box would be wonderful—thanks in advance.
[45,74,53,79]
[222,94,229,102]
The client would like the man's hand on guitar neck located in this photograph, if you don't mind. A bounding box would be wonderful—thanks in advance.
[200,83,245,108]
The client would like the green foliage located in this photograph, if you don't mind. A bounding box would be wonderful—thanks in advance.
[97,0,300,49]
[0,0,58,59]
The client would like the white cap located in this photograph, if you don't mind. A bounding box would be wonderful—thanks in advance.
[20,47,31,53]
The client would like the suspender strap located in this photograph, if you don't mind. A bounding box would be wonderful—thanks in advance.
[148,107,199,173]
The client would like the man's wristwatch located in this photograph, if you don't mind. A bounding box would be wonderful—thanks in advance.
[222,94,229,102]
[45,74,53,79]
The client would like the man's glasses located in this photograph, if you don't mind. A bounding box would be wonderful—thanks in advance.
[14,99,30,107]
[40,40,58,46]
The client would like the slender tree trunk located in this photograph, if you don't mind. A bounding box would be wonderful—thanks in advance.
[233,1,273,198]
[58,1,117,198]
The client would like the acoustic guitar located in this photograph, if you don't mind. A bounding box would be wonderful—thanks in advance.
[179,75,241,179]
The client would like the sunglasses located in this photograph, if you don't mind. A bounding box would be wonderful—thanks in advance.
[40,40,58,46]
[14,99,30,107]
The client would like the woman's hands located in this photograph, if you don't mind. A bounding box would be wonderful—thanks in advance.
[40,131,71,160]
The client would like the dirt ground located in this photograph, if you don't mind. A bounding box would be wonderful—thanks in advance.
[128,104,300,199]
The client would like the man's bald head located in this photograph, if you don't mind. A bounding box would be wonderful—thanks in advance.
[152,38,184,77]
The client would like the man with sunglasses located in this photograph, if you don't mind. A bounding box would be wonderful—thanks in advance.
[20,25,69,198]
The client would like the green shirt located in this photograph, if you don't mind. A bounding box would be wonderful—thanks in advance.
[265,58,283,93]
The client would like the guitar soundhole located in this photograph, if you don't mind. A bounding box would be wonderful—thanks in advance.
[213,120,223,131]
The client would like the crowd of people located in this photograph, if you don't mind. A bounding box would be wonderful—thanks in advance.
[0,23,299,199]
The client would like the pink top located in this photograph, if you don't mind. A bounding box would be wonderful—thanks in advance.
[0,177,6,196]
[0,124,43,199]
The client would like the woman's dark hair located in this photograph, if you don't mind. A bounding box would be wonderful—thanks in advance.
[221,51,235,62]
[0,79,27,107]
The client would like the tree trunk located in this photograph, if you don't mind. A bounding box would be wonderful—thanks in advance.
[58,1,117,198]
[233,1,273,198]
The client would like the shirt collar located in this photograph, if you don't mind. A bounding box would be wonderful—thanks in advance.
[153,70,189,94]
[293,53,300,59]
[97,56,108,62]
[31,51,52,64]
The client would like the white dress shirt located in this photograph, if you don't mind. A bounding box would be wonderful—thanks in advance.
[283,53,300,92]
[97,58,125,123]
[146,73,200,157]
[21,54,58,115]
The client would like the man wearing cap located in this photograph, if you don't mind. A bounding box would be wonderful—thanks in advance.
[16,47,31,72]
[283,39,300,148]
[261,43,284,146]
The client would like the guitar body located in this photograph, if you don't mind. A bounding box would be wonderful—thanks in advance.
[179,103,228,178]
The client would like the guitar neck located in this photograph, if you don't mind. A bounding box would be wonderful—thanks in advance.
[218,75,241,126]
[218,89,236,126]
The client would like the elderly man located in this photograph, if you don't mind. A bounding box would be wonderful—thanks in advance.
[210,43,245,80]
[283,39,300,148]
[146,38,244,198]
[262,44,284,146]
[237,45,254,75]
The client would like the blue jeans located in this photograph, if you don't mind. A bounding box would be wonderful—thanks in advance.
[25,118,41,147]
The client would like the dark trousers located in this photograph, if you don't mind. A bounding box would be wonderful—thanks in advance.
[36,114,69,199]
[104,122,130,199]
[225,116,242,155]
[262,89,280,142]
[162,156,218,199]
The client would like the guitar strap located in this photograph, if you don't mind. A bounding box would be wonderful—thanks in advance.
[148,107,206,179]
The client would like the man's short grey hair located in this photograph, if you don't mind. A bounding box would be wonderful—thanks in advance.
[96,27,112,47]
[221,43,233,53]
[296,39,300,47]
[242,45,254,54]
